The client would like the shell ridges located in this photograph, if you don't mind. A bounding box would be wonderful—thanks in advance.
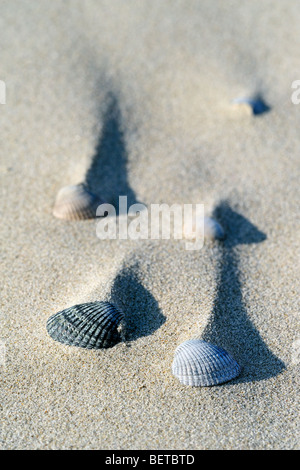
[46,301,124,349]
[172,339,241,387]
[53,183,102,220]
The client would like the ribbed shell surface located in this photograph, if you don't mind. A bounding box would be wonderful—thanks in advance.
[172,339,241,386]
[46,301,124,349]
[53,184,102,220]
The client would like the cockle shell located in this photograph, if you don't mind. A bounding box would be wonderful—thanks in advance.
[172,339,241,386]
[203,216,225,240]
[46,301,124,349]
[53,183,102,220]
[184,216,225,241]
[232,97,270,116]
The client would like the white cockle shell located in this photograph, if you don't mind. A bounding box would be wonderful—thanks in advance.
[172,339,241,386]
[53,183,103,220]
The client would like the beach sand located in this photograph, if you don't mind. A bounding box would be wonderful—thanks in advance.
[1,0,299,449]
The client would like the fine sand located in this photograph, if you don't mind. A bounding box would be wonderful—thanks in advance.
[1,0,299,449]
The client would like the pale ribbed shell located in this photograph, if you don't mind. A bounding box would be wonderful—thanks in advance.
[46,301,124,349]
[53,184,102,220]
[172,340,241,386]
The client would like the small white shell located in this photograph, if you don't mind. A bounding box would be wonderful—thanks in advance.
[53,183,102,220]
[184,216,225,241]
[232,97,270,115]
[172,339,241,386]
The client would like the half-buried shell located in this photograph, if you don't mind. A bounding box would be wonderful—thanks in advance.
[184,216,225,241]
[46,301,124,349]
[232,96,270,115]
[172,339,241,386]
[203,216,225,241]
[53,183,103,220]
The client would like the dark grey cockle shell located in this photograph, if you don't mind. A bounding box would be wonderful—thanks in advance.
[53,183,102,220]
[172,339,241,386]
[46,301,124,349]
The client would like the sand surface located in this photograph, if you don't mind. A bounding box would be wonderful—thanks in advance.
[1,0,299,449]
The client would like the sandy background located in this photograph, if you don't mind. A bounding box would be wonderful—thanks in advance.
[1,0,299,449]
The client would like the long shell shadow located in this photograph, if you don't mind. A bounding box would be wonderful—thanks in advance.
[201,202,285,384]
[110,264,166,342]
[85,92,140,213]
